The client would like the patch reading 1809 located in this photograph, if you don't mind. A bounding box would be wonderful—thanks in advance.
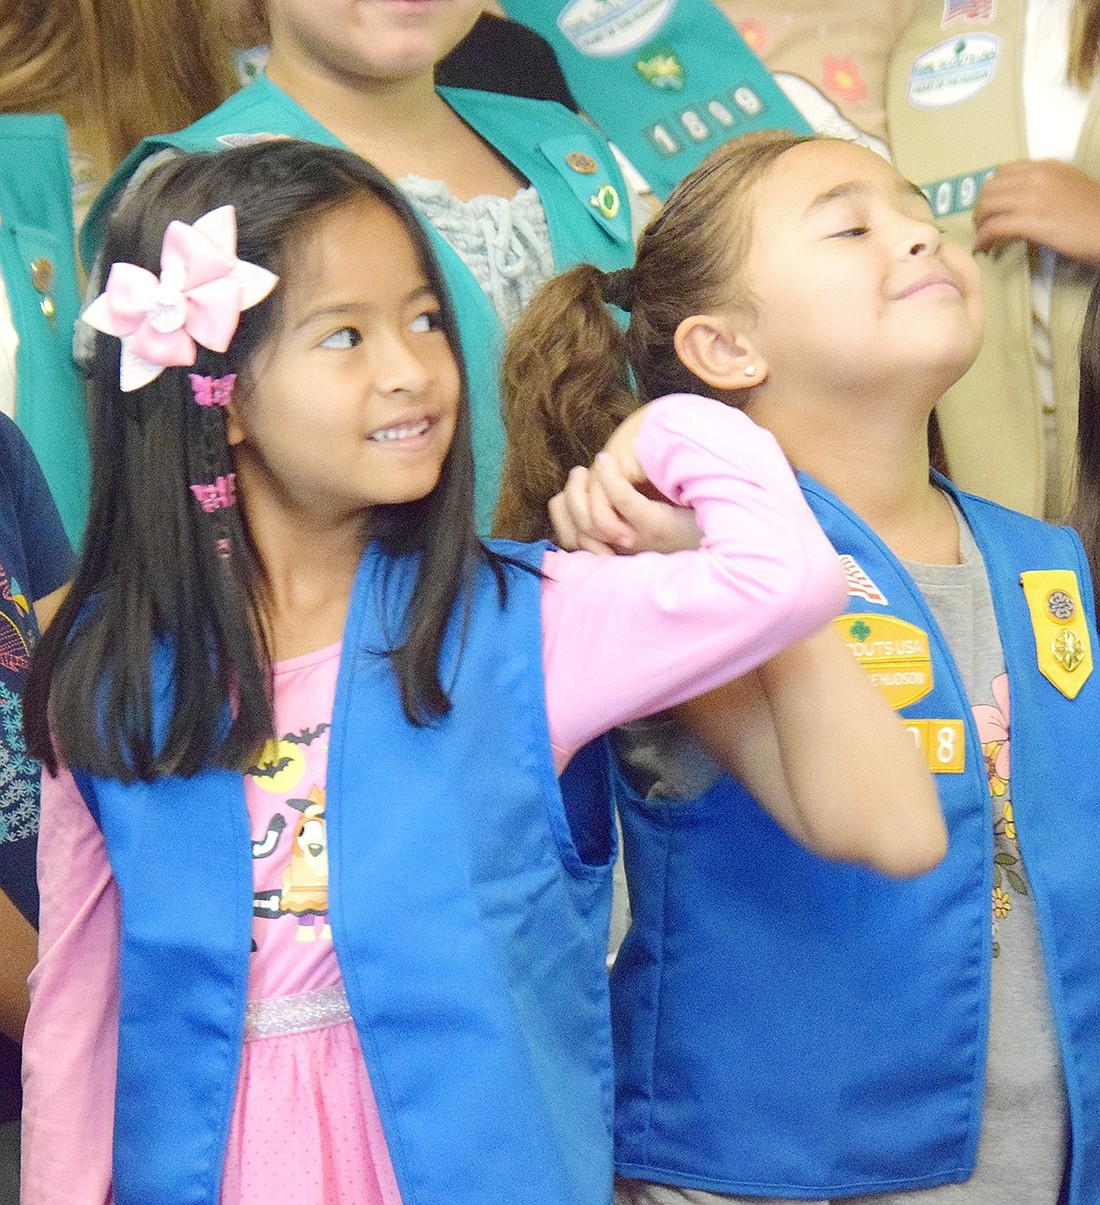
[834,613,934,709]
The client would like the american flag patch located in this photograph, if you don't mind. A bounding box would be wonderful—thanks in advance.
[942,0,994,24]
[840,555,888,605]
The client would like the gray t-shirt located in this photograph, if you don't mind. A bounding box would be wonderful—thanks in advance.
[616,506,1068,1205]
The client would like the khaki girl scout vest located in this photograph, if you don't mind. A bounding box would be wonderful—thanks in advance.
[887,0,1100,519]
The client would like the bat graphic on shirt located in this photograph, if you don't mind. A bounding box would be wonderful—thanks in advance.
[283,723,330,747]
[247,755,293,780]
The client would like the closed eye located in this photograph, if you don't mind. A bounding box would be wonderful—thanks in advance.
[830,225,869,238]
[320,326,362,349]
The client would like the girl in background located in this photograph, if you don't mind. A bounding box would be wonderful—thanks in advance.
[0,0,238,540]
[0,0,235,216]
[0,417,71,1205]
[83,0,638,530]
[887,0,1100,520]
[20,138,888,1205]
[500,131,1100,1203]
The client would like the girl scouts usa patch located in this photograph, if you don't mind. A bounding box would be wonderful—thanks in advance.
[558,0,675,56]
[908,35,1000,108]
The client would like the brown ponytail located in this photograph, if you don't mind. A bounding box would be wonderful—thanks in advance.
[494,130,813,541]
[494,263,639,539]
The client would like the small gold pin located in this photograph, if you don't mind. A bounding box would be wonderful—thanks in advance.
[589,184,620,220]
[1046,588,1075,624]
[30,257,56,322]
[566,151,598,175]
[1053,629,1086,672]
[30,257,53,292]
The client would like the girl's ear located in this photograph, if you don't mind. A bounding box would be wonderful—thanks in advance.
[674,313,768,392]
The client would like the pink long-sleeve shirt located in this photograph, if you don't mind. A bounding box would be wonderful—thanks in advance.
[21,394,846,1204]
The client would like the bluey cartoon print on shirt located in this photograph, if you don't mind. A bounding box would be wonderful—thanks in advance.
[279,785,330,943]
[247,722,332,949]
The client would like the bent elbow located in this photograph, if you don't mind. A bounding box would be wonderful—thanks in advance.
[864,808,949,880]
[801,793,948,881]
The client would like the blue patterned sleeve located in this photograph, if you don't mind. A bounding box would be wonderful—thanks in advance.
[0,413,74,601]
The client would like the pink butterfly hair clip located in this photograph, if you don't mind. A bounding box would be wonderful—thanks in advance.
[82,206,279,392]
[189,373,237,408]
[189,474,237,513]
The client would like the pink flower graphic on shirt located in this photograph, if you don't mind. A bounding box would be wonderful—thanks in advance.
[821,56,868,105]
[977,673,1026,958]
[737,20,768,53]
[973,672,1010,795]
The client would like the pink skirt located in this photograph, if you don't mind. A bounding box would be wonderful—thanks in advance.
[220,985,403,1205]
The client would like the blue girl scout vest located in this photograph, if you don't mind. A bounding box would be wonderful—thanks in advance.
[612,478,1100,1200]
[74,541,616,1205]
[0,114,90,543]
[81,75,635,534]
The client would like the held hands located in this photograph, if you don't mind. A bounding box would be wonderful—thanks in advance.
[548,405,703,555]
[974,159,1100,264]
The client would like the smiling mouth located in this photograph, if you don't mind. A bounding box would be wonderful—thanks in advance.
[368,417,433,443]
[896,276,960,300]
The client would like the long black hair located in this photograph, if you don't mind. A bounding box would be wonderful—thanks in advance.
[25,139,499,783]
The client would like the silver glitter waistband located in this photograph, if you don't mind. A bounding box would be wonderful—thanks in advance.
[243,983,351,1041]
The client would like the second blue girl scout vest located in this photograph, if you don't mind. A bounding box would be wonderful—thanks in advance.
[74,541,616,1205]
[82,75,635,533]
[612,479,1100,1200]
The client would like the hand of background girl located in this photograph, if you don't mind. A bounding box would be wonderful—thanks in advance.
[0,890,35,1044]
[974,159,1100,263]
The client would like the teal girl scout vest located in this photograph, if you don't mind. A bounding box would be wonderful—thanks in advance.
[73,540,616,1205]
[612,479,1100,1200]
[82,75,635,533]
[498,0,810,199]
[0,114,90,542]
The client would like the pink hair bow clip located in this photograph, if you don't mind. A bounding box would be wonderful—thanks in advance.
[82,206,279,392]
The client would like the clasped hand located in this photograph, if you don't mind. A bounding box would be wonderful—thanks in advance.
[548,404,702,555]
